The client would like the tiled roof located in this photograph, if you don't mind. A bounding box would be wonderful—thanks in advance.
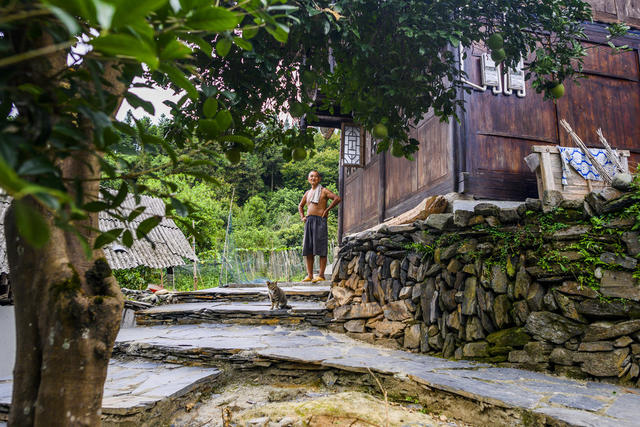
[0,193,197,273]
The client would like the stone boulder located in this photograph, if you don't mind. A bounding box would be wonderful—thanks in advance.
[525,311,586,344]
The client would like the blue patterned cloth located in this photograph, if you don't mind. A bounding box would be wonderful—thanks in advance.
[557,146,619,185]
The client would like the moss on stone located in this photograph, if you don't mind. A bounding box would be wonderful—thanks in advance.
[486,327,531,348]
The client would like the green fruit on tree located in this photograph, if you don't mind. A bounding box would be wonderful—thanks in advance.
[292,147,307,161]
[550,83,565,99]
[391,142,404,158]
[290,102,305,118]
[372,123,388,139]
[225,149,241,164]
[487,33,504,50]
[490,48,506,63]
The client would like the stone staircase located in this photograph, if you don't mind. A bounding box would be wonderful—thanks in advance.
[6,280,640,426]
[134,283,331,327]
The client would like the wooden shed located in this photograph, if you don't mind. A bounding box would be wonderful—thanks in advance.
[337,3,640,237]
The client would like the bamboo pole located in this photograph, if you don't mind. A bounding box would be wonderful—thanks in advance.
[559,119,612,184]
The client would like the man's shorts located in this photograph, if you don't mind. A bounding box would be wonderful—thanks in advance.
[302,215,328,257]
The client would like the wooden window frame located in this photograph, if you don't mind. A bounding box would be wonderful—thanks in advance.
[341,123,365,168]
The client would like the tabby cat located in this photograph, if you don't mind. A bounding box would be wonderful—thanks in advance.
[267,280,291,310]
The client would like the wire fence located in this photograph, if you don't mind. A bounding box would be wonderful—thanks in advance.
[172,244,335,289]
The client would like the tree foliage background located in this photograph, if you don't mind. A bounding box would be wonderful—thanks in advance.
[0,0,619,423]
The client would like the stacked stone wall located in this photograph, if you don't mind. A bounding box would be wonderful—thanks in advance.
[328,182,640,385]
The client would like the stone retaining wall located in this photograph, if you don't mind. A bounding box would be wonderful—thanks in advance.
[328,182,640,385]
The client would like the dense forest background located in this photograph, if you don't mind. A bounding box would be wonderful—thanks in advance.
[109,114,340,288]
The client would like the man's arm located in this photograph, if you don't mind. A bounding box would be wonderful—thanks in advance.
[322,188,342,217]
[298,191,308,222]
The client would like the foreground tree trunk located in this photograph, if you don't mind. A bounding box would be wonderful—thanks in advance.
[6,155,124,426]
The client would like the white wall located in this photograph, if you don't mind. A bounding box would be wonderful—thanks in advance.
[0,306,15,378]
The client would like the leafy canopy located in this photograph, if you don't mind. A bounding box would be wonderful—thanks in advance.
[0,0,610,248]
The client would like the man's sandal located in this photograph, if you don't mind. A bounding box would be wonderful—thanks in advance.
[312,276,326,283]
[302,276,313,282]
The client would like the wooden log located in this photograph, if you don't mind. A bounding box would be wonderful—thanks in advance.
[383,195,448,226]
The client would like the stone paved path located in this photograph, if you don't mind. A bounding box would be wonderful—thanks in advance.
[0,359,219,419]
[114,323,640,427]
[171,285,330,303]
[135,300,330,327]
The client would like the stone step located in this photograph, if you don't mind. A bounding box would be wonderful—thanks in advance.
[135,301,331,327]
[224,280,332,288]
[0,359,220,424]
[171,285,330,303]
[113,323,640,427]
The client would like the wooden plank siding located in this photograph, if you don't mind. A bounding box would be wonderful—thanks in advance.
[460,27,640,200]
[342,116,454,235]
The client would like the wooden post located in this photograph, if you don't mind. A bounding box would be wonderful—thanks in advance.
[378,150,386,223]
[539,150,556,192]
[192,219,197,290]
[338,160,344,244]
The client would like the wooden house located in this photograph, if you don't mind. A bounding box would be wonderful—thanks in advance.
[335,2,640,237]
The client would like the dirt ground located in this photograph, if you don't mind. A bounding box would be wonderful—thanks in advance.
[169,380,476,427]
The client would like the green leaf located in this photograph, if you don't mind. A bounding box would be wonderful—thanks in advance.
[197,119,220,139]
[186,6,241,32]
[122,229,134,247]
[112,182,128,208]
[94,228,124,249]
[125,92,155,115]
[127,206,146,221]
[0,156,26,193]
[93,0,116,29]
[215,38,232,57]
[91,34,159,70]
[159,39,193,61]
[242,27,259,40]
[136,215,162,239]
[265,24,289,43]
[84,201,109,212]
[17,158,57,176]
[160,63,198,99]
[233,37,252,51]
[112,0,168,28]
[203,97,218,118]
[170,197,188,217]
[14,199,50,249]
[182,34,212,56]
[215,110,233,131]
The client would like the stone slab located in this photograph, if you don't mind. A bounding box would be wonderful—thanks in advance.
[135,301,330,327]
[172,286,330,303]
[110,323,640,427]
[0,360,220,418]
[452,200,524,212]
[225,281,331,288]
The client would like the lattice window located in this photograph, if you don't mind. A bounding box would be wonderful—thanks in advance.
[341,123,364,167]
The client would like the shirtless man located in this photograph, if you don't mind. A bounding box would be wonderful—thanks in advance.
[298,170,341,282]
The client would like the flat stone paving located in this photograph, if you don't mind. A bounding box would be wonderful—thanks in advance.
[135,300,331,327]
[114,323,640,427]
[225,280,332,288]
[0,359,219,418]
[171,285,330,303]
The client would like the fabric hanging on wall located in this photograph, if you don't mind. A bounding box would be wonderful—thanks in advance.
[557,146,619,186]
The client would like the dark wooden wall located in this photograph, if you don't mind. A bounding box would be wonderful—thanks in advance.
[459,28,640,200]
[341,116,454,235]
[341,20,640,235]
